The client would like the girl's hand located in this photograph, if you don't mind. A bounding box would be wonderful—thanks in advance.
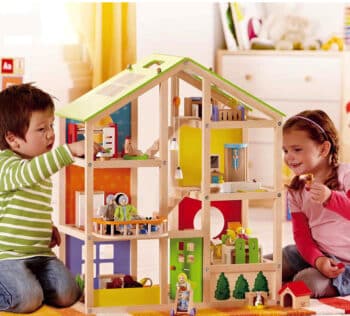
[315,256,345,278]
[68,140,104,157]
[49,225,61,248]
[309,183,331,204]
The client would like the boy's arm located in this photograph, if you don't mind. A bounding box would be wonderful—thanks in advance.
[0,144,74,191]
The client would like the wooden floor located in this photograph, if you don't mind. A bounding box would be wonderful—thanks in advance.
[0,305,86,316]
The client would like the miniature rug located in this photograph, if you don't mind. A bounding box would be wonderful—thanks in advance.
[131,306,315,316]
[304,296,350,314]
[130,297,350,316]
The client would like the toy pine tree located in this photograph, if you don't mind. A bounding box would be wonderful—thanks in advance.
[252,271,269,294]
[215,272,230,300]
[232,274,249,299]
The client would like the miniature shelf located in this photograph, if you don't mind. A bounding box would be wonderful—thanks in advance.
[210,262,279,273]
[92,232,169,241]
[72,157,163,169]
[58,224,85,240]
[177,117,278,130]
[209,190,279,201]
[172,188,279,201]
[210,119,278,129]
[168,229,204,239]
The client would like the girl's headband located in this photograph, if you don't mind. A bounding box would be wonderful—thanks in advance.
[294,115,328,138]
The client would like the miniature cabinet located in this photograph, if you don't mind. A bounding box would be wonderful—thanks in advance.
[56,54,284,314]
[216,50,350,185]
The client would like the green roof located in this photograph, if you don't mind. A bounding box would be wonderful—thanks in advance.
[56,53,285,122]
[56,54,186,122]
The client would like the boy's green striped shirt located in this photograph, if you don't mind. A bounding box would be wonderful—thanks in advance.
[0,145,74,260]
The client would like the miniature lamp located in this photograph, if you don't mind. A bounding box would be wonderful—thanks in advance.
[170,137,179,151]
[171,96,181,151]
[175,166,183,179]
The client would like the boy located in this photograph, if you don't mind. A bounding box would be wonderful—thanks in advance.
[0,83,102,313]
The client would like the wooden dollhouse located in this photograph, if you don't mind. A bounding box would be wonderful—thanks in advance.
[55,54,285,314]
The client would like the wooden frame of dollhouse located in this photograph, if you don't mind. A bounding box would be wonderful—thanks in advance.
[56,54,285,314]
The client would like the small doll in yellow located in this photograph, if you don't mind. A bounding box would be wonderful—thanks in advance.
[176,273,191,292]
[114,193,137,235]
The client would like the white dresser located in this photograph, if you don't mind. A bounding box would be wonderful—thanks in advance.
[216,50,350,187]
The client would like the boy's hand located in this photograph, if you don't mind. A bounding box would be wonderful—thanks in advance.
[309,183,331,204]
[315,256,345,278]
[68,140,104,157]
[49,225,61,248]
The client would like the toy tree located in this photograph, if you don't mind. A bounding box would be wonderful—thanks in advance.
[215,272,230,300]
[232,274,249,299]
[252,271,269,294]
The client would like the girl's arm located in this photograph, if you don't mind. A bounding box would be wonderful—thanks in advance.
[291,211,324,266]
[323,167,350,218]
[324,190,350,220]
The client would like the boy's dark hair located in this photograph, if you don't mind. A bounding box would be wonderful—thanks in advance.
[0,83,55,150]
[283,109,340,191]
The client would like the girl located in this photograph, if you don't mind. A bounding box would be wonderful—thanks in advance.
[282,109,350,298]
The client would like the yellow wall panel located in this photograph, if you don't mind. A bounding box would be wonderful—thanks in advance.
[178,126,242,186]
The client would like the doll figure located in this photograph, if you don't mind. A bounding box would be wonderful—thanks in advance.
[124,137,142,156]
[177,290,189,312]
[114,193,137,235]
[176,273,191,292]
[105,194,116,221]
[97,194,119,235]
[123,137,148,160]
[105,194,118,235]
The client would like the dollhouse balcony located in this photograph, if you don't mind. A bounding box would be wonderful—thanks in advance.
[59,221,168,242]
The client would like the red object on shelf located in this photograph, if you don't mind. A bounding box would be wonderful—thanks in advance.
[346,101,350,113]
[178,197,241,239]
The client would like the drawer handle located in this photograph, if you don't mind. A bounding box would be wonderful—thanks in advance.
[304,75,312,82]
[245,74,252,81]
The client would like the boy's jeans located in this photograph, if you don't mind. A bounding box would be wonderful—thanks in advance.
[0,256,81,313]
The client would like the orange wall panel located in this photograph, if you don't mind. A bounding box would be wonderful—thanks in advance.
[65,165,131,224]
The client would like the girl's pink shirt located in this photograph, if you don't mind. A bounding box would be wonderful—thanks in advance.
[288,163,350,266]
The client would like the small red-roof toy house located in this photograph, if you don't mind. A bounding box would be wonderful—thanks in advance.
[279,281,312,308]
